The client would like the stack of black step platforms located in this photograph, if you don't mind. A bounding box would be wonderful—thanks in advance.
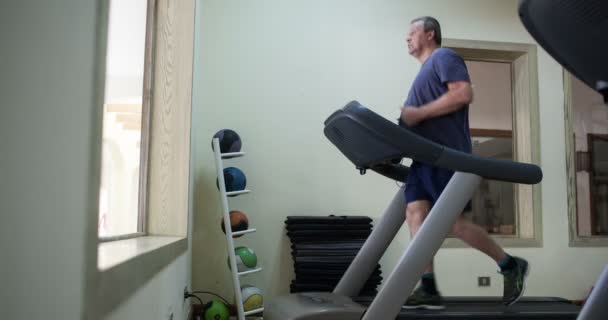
[285,215,382,296]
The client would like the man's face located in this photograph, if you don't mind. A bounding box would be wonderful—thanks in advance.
[407,21,433,57]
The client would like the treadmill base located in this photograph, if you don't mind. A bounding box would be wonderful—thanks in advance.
[264,292,581,320]
[356,296,580,319]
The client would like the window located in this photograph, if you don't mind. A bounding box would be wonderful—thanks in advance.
[443,39,541,246]
[92,0,195,315]
[588,135,608,236]
[99,0,153,239]
[565,72,608,245]
[466,61,516,236]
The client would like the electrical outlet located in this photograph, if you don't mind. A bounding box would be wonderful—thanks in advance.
[478,276,491,287]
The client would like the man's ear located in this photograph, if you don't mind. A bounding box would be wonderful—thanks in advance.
[427,30,435,42]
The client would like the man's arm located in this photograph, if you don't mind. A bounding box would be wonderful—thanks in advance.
[401,81,473,126]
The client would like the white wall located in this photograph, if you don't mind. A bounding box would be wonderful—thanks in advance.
[1,1,192,319]
[1,1,98,318]
[191,0,608,302]
[105,254,191,320]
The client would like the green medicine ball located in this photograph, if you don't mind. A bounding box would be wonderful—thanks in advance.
[227,246,257,272]
[204,300,229,320]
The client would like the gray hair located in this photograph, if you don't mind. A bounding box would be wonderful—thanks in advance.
[411,16,442,46]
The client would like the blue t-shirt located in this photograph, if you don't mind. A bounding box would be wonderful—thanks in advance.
[401,48,472,154]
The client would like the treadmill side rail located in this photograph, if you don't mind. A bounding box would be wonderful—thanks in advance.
[362,172,482,320]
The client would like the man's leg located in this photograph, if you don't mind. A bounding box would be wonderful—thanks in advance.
[403,200,445,310]
[406,200,434,274]
[451,216,529,306]
[450,216,505,262]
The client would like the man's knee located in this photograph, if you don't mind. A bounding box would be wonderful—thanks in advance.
[406,201,430,227]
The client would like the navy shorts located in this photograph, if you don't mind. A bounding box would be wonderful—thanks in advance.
[404,162,472,212]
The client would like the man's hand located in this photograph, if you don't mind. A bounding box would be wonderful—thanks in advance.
[400,105,427,126]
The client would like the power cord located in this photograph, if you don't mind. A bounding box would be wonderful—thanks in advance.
[184,293,204,306]
[190,290,231,306]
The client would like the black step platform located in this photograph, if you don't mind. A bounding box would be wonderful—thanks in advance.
[285,215,372,225]
[286,224,373,231]
[355,296,581,319]
[286,215,383,296]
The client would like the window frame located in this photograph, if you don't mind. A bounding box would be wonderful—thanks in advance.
[87,0,196,317]
[442,39,542,248]
[564,71,608,246]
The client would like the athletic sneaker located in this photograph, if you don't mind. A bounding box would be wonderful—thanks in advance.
[402,286,446,310]
[501,256,530,306]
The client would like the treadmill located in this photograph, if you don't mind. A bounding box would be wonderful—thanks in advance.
[265,101,580,319]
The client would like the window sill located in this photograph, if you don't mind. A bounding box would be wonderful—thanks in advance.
[569,237,608,247]
[98,235,185,270]
[96,236,188,317]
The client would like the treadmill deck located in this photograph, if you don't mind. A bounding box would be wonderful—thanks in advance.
[355,296,581,319]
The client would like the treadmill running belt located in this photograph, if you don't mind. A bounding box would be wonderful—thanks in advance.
[355,296,580,319]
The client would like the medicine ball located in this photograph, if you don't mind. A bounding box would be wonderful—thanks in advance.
[216,167,247,194]
[240,285,263,311]
[221,210,249,237]
[228,246,257,272]
[203,299,229,320]
[212,129,242,155]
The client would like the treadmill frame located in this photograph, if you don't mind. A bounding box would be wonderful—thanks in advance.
[341,172,481,319]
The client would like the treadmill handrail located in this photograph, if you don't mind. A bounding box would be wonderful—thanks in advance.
[370,163,410,183]
[324,101,542,185]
